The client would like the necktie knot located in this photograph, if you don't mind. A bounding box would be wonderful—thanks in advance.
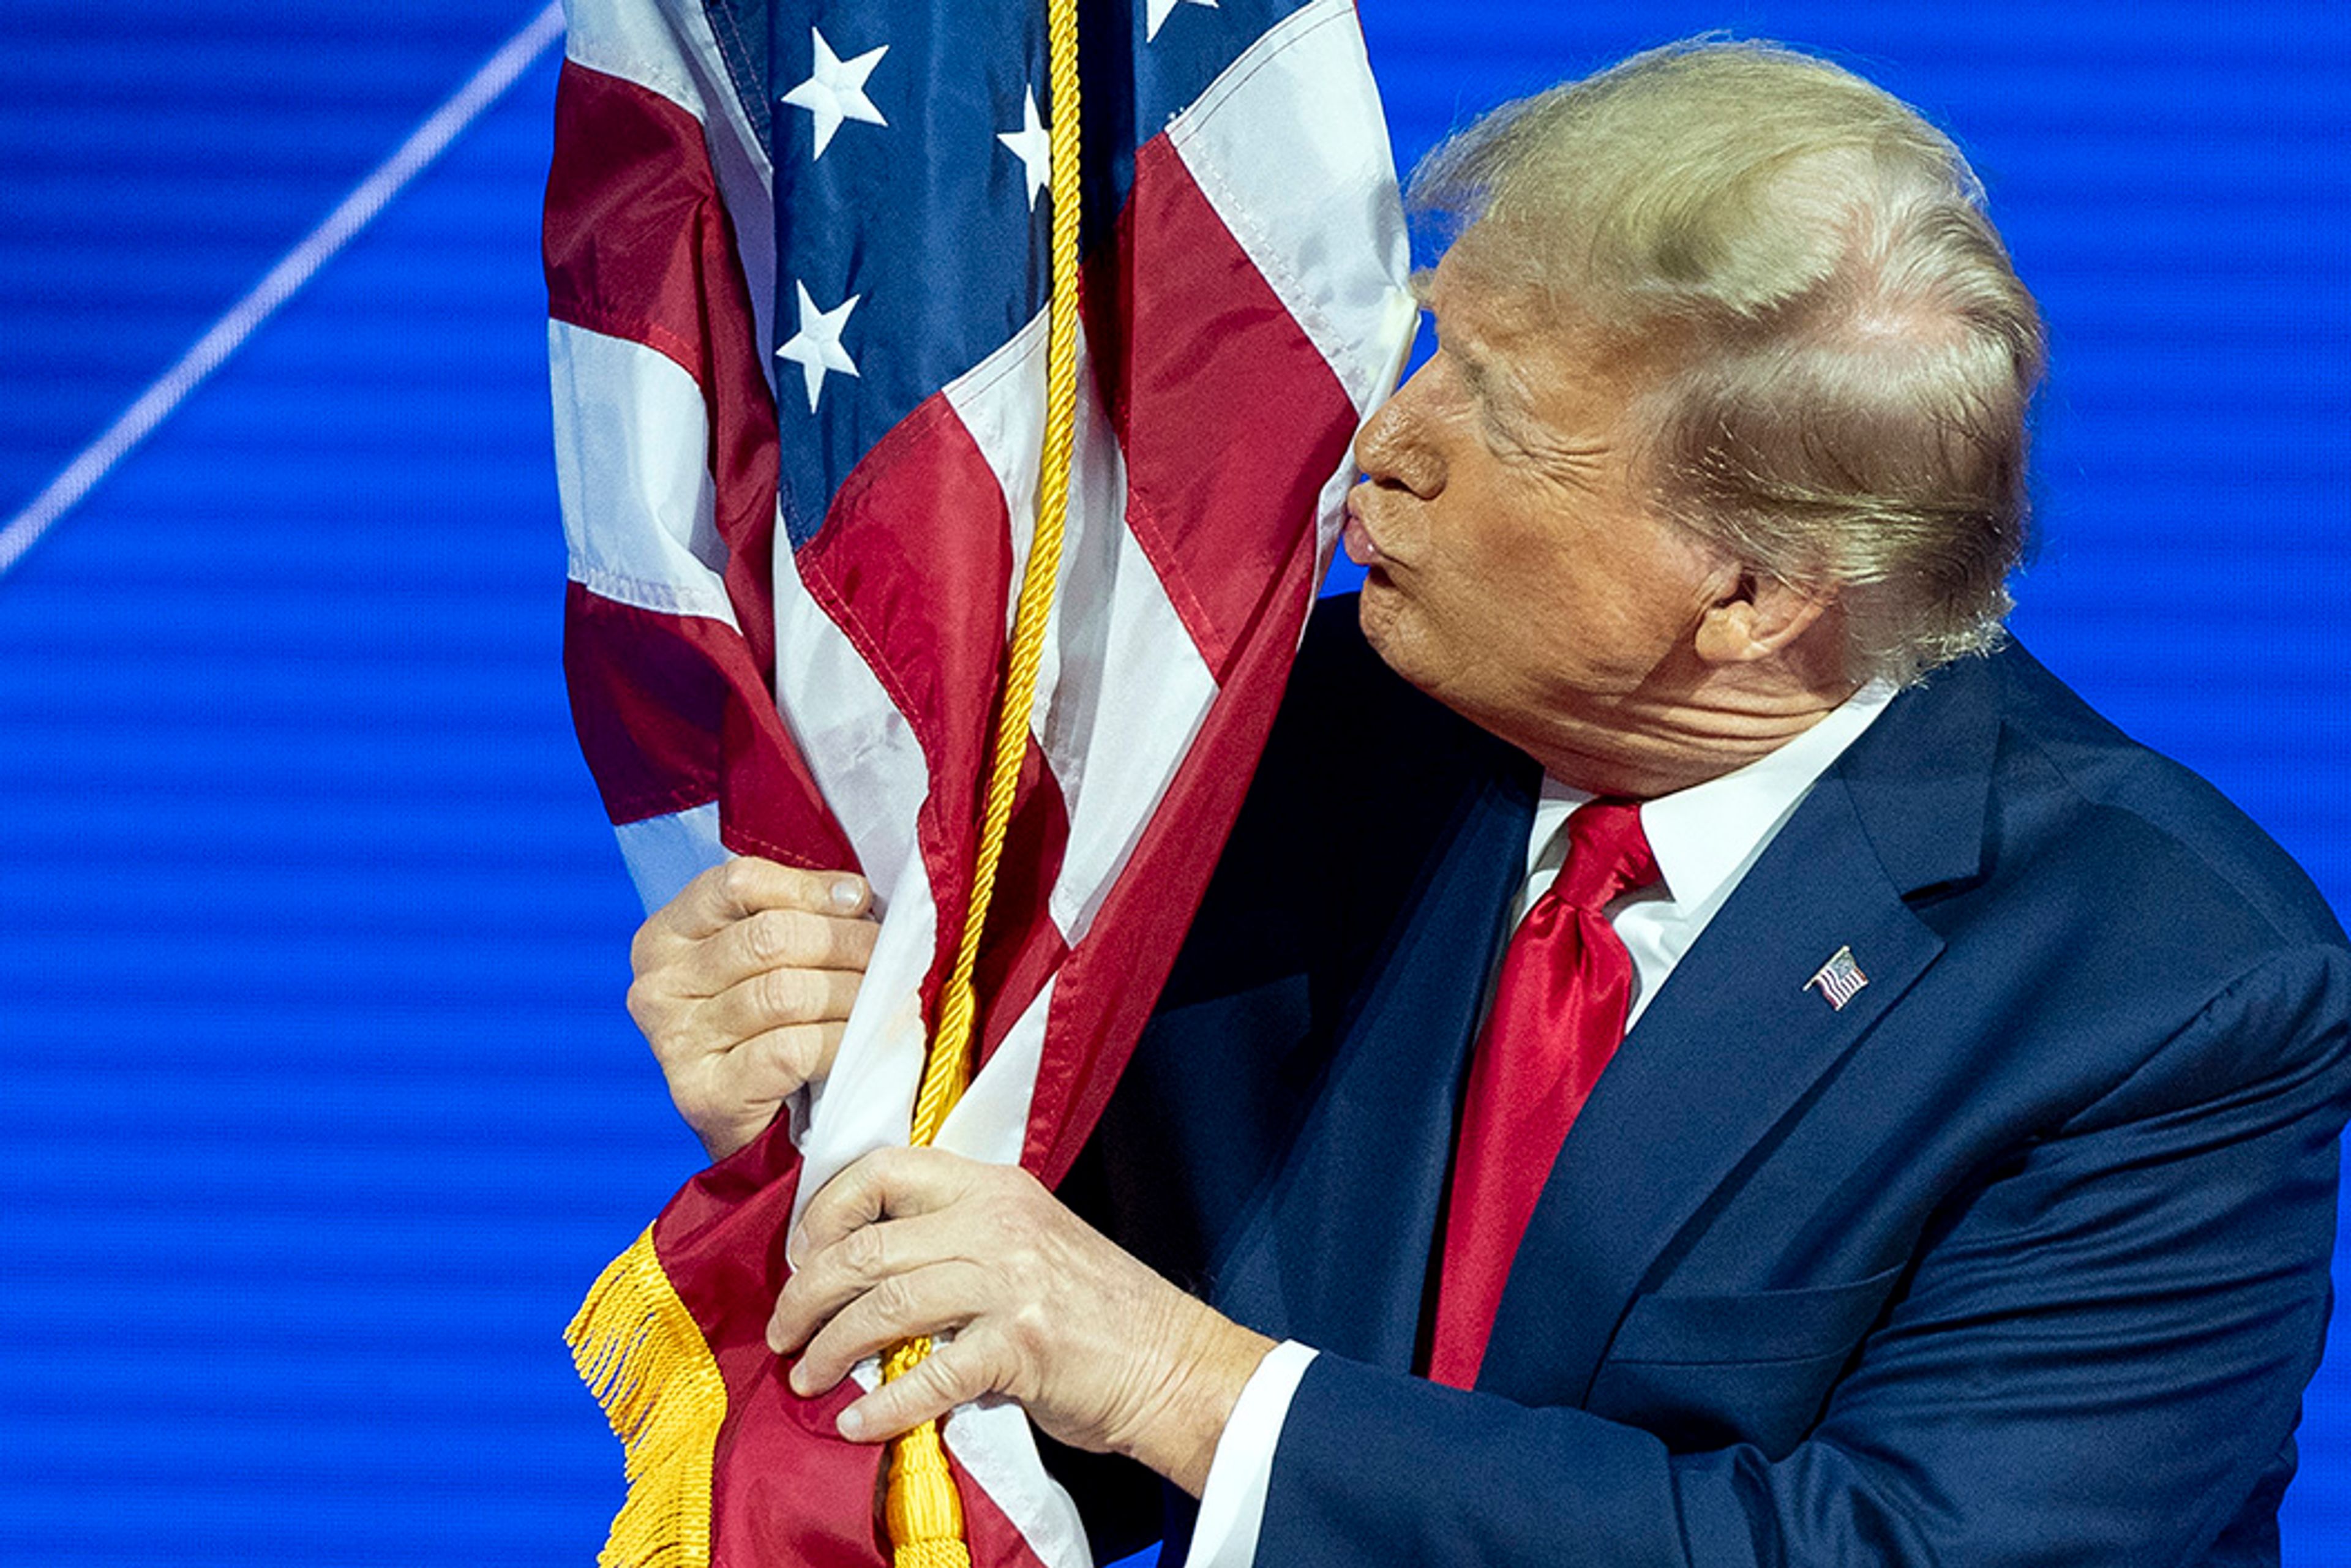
[1551,798,1659,912]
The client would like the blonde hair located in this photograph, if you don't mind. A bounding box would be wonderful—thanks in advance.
[1412,39,2047,683]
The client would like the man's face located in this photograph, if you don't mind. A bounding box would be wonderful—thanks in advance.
[1344,244,1731,780]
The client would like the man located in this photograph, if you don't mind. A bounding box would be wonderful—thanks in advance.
[624,40,2351,1565]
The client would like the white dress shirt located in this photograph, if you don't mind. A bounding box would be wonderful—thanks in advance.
[1183,680,1896,1567]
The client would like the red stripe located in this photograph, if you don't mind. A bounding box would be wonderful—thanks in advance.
[545,59,786,729]
[563,583,722,825]
[1084,133,1359,683]
[972,737,1073,1071]
[564,583,855,870]
[795,407,1074,1062]
[795,393,1045,1033]
[1023,509,1322,1187]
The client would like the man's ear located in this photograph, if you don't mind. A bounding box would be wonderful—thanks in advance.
[1692,570,1837,666]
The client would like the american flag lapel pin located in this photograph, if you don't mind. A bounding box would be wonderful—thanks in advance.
[1805,945,1869,1011]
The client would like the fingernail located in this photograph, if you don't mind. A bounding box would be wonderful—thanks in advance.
[837,1405,867,1440]
[830,877,864,912]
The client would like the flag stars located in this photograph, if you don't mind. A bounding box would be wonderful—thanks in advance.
[782,27,889,159]
[997,88,1053,211]
[1145,0,1217,43]
[777,281,863,411]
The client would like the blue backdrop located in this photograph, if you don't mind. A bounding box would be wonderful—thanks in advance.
[0,2,2342,1562]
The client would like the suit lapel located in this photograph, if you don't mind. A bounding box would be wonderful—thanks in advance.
[1478,656,2001,1403]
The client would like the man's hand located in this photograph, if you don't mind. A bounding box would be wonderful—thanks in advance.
[769,1147,1275,1497]
[627,858,877,1162]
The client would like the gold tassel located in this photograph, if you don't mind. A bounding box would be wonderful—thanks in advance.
[883,1339,970,1568]
[566,1226,727,1568]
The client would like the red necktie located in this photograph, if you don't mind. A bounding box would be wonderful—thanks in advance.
[1428,798,1660,1389]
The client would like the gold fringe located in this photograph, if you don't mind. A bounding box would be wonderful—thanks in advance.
[566,1225,726,1568]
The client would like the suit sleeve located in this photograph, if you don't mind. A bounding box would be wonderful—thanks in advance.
[1252,945,2351,1567]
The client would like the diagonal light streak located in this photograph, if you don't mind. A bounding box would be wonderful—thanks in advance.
[0,2,568,579]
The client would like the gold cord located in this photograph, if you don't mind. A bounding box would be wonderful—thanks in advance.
[882,0,1085,1558]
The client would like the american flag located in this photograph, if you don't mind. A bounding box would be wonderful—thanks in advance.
[545,0,1410,1560]
[1805,945,1870,1011]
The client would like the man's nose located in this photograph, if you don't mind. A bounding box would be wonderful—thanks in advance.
[1354,369,1441,497]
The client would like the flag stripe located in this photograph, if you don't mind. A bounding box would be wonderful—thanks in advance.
[561,0,781,378]
[546,59,787,680]
[563,582,859,868]
[546,62,743,394]
[563,582,730,824]
[942,1398,1090,1568]
[1089,134,1357,683]
[1166,0,1414,419]
[795,389,1024,1005]
[970,737,1076,1070]
[550,321,735,626]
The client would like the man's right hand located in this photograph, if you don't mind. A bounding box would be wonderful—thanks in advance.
[627,858,877,1162]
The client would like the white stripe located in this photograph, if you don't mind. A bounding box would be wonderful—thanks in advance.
[941,311,1055,643]
[937,975,1054,1166]
[943,1396,1093,1568]
[613,801,728,913]
[1037,364,1218,943]
[1166,0,1416,420]
[563,0,779,395]
[0,4,567,579]
[550,321,738,625]
[793,850,943,1202]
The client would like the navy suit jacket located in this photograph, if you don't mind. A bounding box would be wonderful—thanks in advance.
[1057,598,2351,1566]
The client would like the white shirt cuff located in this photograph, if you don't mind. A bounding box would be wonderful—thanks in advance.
[1183,1340,1319,1568]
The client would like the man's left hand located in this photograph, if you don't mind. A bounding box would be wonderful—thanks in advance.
[770,1146,1275,1496]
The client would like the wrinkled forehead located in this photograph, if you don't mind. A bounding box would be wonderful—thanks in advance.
[1417,235,1561,360]
[1426,228,1690,395]
[1424,222,1545,307]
